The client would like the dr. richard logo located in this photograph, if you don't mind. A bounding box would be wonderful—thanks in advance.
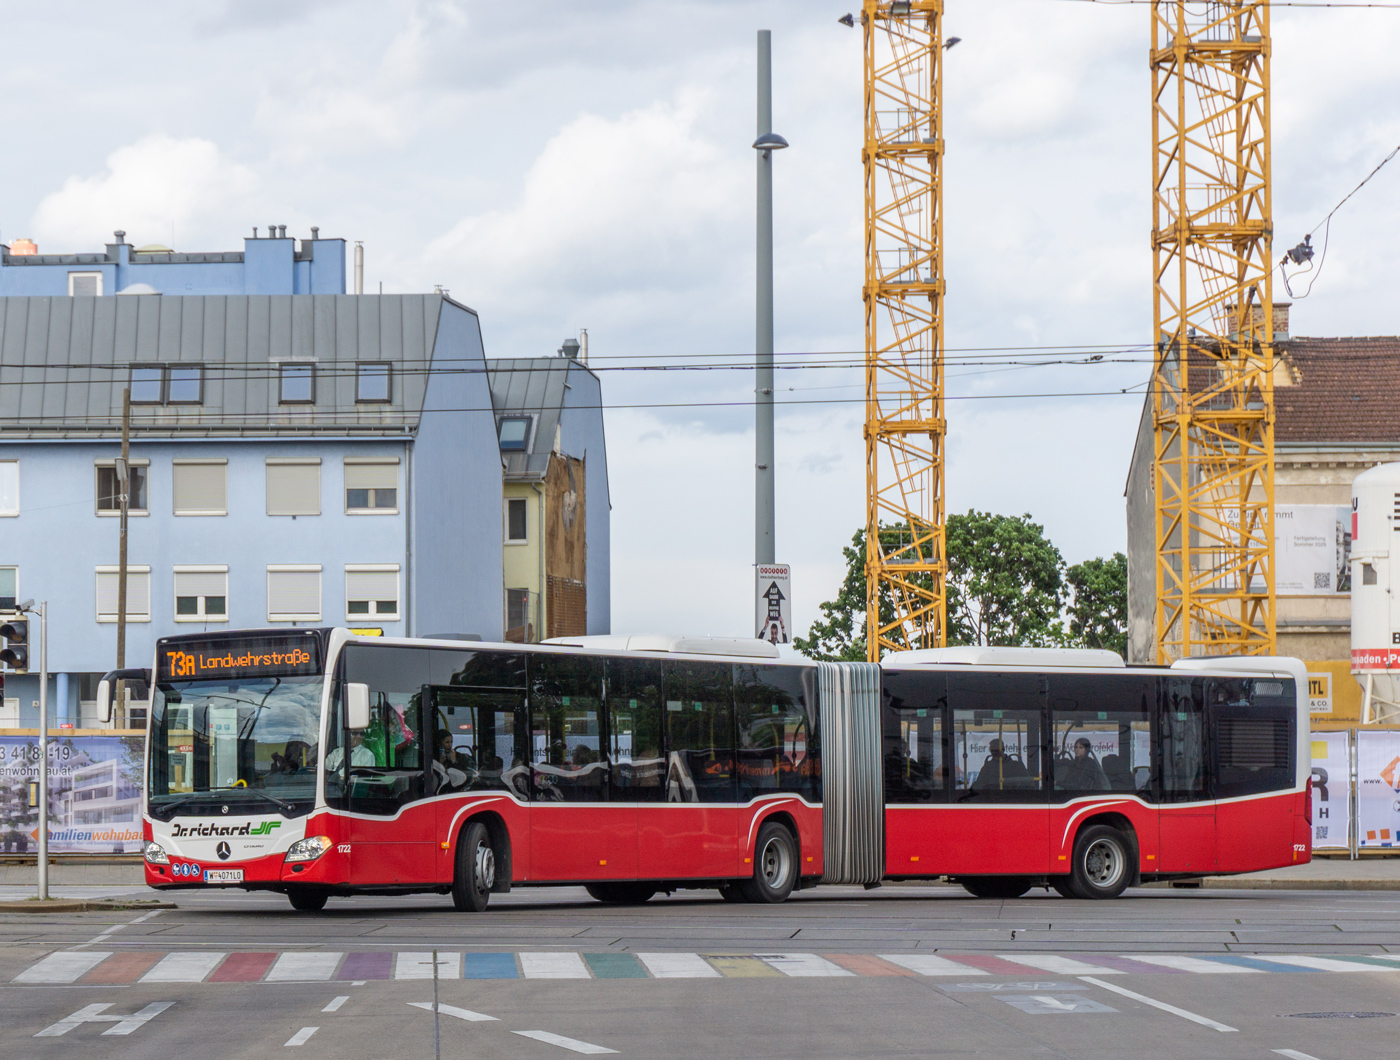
[170,821,282,838]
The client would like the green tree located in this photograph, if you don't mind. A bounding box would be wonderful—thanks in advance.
[1064,552,1128,655]
[795,512,1069,660]
[945,511,1066,648]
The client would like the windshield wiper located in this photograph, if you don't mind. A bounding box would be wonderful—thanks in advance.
[212,787,297,815]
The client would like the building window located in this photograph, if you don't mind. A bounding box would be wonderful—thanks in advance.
[129,365,164,404]
[498,417,531,452]
[174,567,228,622]
[356,362,391,403]
[0,461,17,516]
[345,566,400,621]
[96,567,151,623]
[172,460,227,515]
[68,271,102,297]
[506,497,528,543]
[279,362,315,404]
[505,588,533,641]
[344,459,399,513]
[167,365,203,404]
[266,459,321,516]
[96,462,149,515]
[0,567,16,612]
[128,364,203,405]
[267,565,321,622]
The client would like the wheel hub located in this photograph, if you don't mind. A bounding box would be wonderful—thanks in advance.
[477,844,496,889]
[760,837,791,887]
[1084,838,1122,888]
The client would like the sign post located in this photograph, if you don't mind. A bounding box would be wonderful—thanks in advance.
[756,563,791,645]
[37,600,47,900]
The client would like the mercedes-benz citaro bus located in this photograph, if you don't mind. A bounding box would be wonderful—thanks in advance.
[97,628,1311,911]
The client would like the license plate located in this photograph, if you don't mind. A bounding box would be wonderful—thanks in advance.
[203,869,244,884]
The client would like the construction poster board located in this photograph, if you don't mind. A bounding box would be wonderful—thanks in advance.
[1275,505,1351,595]
[1356,730,1400,849]
[0,734,144,854]
[1309,731,1350,849]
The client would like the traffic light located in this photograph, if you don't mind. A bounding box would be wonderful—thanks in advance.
[0,619,28,672]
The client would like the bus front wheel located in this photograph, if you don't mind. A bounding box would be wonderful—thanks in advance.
[1066,825,1132,900]
[286,887,328,912]
[452,821,495,912]
[739,821,798,904]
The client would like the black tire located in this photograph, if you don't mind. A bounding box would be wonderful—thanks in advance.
[585,882,657,905]
[1050,877,1080,899]
[958,876,1032,899]
[1068,824,1132,900]
[452,821,495,912]
[738,821,798,904]
[286,888,327,912]
[718,884,746,903]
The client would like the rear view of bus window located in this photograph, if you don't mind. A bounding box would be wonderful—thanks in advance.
[1049,675,1154,797]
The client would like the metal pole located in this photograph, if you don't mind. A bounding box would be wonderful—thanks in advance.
[116,387,130,728]
[37,601,48,900]
[755,29,776,567]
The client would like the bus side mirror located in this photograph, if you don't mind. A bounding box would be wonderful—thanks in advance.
[95,668,151,725]
[347,682,371,731]
[96,680,112,724]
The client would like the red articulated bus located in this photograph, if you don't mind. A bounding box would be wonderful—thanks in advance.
[104,629,1310,910]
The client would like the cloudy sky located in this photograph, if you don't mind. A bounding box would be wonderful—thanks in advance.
[4,0,1398,640]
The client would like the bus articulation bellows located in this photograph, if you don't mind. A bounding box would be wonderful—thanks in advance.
[104,630,1311,910]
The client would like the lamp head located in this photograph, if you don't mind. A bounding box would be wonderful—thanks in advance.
[752,132,790,153]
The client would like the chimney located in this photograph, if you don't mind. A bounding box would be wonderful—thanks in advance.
[9,238,37,256]
[354,242,364,295]
[578,328,588,364]
[1224,301,1290,342]
[277,225,287,239]
[310,226,319,240]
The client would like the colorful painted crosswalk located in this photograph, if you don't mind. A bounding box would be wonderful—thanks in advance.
[13,949,1400,985]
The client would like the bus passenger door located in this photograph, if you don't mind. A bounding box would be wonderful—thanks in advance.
[1156,679,1214,874]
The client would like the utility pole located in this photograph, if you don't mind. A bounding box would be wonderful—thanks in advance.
[36,601,48,900]
[755,29,777,569]
[115,388,130,729]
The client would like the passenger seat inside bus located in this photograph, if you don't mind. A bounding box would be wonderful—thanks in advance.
[1100,754,1134,792]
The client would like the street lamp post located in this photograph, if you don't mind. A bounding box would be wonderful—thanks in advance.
[753,29,788,573]
[36,600,47,900]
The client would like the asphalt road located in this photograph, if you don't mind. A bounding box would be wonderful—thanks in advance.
[4,883,1400,1060]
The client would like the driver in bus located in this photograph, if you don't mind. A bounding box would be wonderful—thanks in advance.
[972,738,1029,791]
[324,730,376,771]
[267,740,313,785]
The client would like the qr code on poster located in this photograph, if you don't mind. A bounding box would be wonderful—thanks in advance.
[1314,573,1331,589]
[1316,826,1329,840]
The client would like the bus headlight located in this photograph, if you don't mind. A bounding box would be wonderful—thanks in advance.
[284,836,333,863]
[144,841,170,865]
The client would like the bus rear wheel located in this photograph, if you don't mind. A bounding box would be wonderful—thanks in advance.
[739,821,798,904]
[1067,825,1132,900]
[452,821,495,912]
[585,882,657,905]
[286,887,328,912]
[958,876,1032,899]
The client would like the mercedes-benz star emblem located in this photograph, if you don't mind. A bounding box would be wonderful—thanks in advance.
[221,805,229,814]
[216,841,231,861]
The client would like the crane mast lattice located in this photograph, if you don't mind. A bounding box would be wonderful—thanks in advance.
[1152,0,1277,662]
[863,0,947,660]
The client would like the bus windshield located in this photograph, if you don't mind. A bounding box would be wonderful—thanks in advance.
[148,674,325,818]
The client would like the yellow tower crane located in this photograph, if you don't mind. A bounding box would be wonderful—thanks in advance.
[862,0,947,661]
[1151,0,1277,662]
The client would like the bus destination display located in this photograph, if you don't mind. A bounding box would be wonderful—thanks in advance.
[157,634,323,682]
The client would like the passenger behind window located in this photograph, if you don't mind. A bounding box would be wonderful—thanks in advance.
[972,738,1030,791]
[1056,737,1109,791]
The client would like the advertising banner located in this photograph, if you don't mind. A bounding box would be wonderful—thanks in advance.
[1309,732,1351,849]
[756,564,791,645]
[0,735,144,854]
[1356,730,1400,849]
[1275,505,1351,595]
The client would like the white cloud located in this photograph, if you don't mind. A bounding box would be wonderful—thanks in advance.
[30,135,257,251]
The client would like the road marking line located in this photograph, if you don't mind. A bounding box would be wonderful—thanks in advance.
[323,996,349,1013]
[267,952,344,982]
[141,952,226,983]
[461,952,520,979]
[84,951,163,984]
[15,951,113,984]
[996,954,1122,976]
[637,952,720,978]
[1124,954,1260,974]
[880,954,988,976]
[35,1001,174,1038]
[583,953,648,979]
[513,1029,617,1054]
[395,952,461,980]
[1273,1051,1322,1060]
[757,953,855,978]
[129,910,164,925]
[103,1002,176,1036]
[1262,956,1397,973]
[77,923,128,948]
[408,1002,498,1022]
[705,954,784,978]
[520,952,591,979]
[284,1027,319,1047]
[210,952,277,982]
[1078,976,1237,1032]
[823,954,916,976]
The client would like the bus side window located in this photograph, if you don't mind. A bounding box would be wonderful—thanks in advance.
[1048,675,1154,798]
[882,669,947,804]
[734,663,820,803]
[606,658,664,802]
[949,672,1046,803]
[530,655,606,803]
[1159,678,1206,803]
[663,660,736,804]
[1210,678,1295,798]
